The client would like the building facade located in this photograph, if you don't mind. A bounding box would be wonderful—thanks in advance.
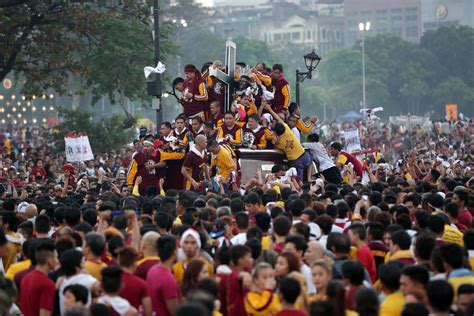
[421,0,474,32]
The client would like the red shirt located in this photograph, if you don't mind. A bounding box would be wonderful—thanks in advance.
[135,258,160,280]
[458,209,472,229]
[273,310,308,316]
[356,245,377,283]
[227,268,248,316]
[147,264,180,316]
[20,270,56,316]
[120,271,149,309]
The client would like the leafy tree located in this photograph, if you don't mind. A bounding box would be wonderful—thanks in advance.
[51,108,135,154]
[0,1,176,108]
[432,76,474,115]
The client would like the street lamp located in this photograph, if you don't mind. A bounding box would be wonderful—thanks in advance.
[147,0,163,127]
[295,50,321,106]
[359,21,370,109]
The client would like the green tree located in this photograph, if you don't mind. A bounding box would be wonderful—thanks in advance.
[51,108,135,153]
[432,76,474,115]
[0,1,176,106]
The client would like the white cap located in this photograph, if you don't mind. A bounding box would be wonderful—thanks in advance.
[17,202,29,214]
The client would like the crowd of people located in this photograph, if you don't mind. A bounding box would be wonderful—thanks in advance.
[0,60,473,316]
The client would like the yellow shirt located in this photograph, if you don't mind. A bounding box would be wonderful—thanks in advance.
[380,291,404,316]
[172,259,214,285]
[5,259,31,279]
[449,275,474,302]
[261,236,270,251]
[244,290,281,316]
[85,260,107,281]
[274,123,305,161]
[296,118,315,134]
[136,256,160,267]
[469,256,474,272]
[211,145,237,181]
[4,233,22,270]
[442,224,464,247]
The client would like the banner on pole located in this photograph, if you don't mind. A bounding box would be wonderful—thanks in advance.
[344,128,361,153]
[445,104,458,121]
[65,133,94,162]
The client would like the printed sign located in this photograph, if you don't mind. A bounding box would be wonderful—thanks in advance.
[445,104,458,121]
[65,133,94,162]
[344,128,361,153]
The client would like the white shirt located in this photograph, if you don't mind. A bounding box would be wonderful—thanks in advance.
[319,235,328,249]
[301,263,316,294]
[59,273,98,315]
[231,232,247,246]
[302,142,335,172]
[331,224,344,233]
[291,127,301,143]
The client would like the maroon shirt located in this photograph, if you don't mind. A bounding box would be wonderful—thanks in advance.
[242,125,266,148]
[271,77,289,113]
[20,270,56,316]
[131,151,162,195]
[227,268,248,316]
[182,79,204,117]
[120,271,149,310]
[135,258,160,280]
[182,149,208,190]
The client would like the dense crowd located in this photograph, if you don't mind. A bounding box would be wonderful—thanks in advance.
[0,60,473,316]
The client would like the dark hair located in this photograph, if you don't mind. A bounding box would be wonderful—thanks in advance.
[196,278,219,299]
[181,259,207,296]
[101,266,122,294]
[64,206,81,227]
[401,265,429,288]
[341,260,364,286]
[230,245,251,266]
[63,284,89,305]
[0,228,7,247]
[154,212,174,232]
[326,281,347,316]
[175,302,208,316]
[75,222,92,235]
[315,215,333,235]
[274,123,286,136]
[117,246,138,268]
[278,251,300,275]
[230,198,245,215]
[428,215,445,234]
[272,64,283,72]
[414,233,435,261]
[85,232,106,257]
[379,261,404,292]
[255,212,271,232]
[306,133,320,143]
[279,277,300,304]
[330,233,351,254]
[330,142,343,151]
[458,283,474,296]
[391,230,411,250]
[444,202,459,218]
[90,304,112,316]
[35,214,51,234]
[273,216,291,237]
[403,194,420,207]
[285,235,308,254]
[246,226,263,240]
[234,212,249,231]
[35,239,56,265]
[310,301,334,315]
[464,229,474,250]
[157,235,177,262]
[453,189,469,204]
[245,237,262,260]
[60,249,83,276]
[355,288,379,316]
[244,192,260,205]
[439,243,464,269]
[348,223,366,241]
[367,222,384,241]
[427,280,453,312]
[401,303,429,316]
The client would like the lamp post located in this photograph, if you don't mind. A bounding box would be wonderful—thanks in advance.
[147,0,163,127]
[359,21,370,109]
[295,50,321,106]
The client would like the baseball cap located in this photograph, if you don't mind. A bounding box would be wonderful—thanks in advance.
[209,219,227,239]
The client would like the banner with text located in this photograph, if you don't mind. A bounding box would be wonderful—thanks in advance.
[65,133,94,162]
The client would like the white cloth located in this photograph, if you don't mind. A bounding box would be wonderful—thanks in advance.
[319,235,328,249]
[302,142,335,172]
[331,224,344,233]
[59,273,98,315]
[97,295,131,315]
[144,61,166,78]
[291,127,301,143]
[230,233,247,246]
[301,263,316,294]
[216,264,232,275]
[181,229,201,249]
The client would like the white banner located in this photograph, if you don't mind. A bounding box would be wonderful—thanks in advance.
[344,128,361,153]
[65,134,94,162]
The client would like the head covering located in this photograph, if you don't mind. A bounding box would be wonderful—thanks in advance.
[143,134,155,146]
[209,220,227,239]
[181,228,201,249]
[184,64,197,73]
[17,202,29,214]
